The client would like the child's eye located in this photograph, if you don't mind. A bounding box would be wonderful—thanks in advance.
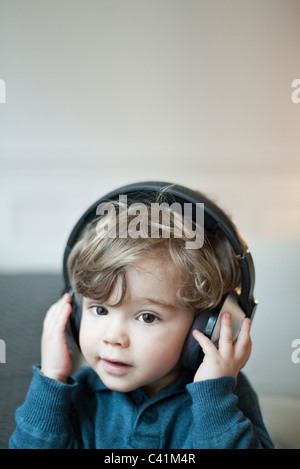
[91,306,108,316]
[137,312,158,324]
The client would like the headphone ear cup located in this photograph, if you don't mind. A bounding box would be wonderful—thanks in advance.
[181,292,246,373]
[209,292,246,345]
[66,291,82,349]
[181,309,217,372]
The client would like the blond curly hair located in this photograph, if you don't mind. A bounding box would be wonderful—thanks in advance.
[67,196,245,314]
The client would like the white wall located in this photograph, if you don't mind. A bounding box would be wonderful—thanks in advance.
[0,0,299,399]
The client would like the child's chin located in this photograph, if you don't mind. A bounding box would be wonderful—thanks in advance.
[98,373,140,394]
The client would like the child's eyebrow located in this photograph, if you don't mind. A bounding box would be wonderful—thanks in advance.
[82,297,101,306]
[141,298,178,311]
[82,296,179,311]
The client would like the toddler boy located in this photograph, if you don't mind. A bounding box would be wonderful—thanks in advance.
[10,192,273,449]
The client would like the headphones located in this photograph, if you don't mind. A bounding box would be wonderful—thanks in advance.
[63,181,257,372]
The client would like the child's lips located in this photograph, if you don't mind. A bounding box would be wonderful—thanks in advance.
[101,358,133,375]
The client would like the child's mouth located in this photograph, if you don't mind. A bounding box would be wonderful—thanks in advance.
[101,358,133,375]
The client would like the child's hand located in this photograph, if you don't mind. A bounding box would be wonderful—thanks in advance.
[41,293,73,383]
[192,312,252,382]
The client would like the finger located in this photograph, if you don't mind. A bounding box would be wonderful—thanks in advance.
[62,292,72,304]
[55,293,72,310]
[235,318,252,361]
[57,302,72,329]
[43,299,72,336]
[237,317,251,343]
[44,294,71,320]
[218,312,233,355]
[192,329,218,357]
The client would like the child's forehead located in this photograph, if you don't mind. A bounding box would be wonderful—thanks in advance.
[125,257,182,299]
[127,252,178,280]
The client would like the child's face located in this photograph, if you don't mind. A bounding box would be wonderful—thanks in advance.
[79,254,194,396]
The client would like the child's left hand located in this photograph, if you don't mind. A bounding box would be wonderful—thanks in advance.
[192,312,252,382]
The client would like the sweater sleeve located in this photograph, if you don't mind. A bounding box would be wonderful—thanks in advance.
[9,366,81,449]
[186,373,274,449]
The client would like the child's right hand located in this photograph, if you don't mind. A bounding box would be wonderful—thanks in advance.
[41,293,73,383]
[192,312,252,382]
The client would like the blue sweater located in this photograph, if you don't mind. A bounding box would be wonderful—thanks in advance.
[9,365,273,449]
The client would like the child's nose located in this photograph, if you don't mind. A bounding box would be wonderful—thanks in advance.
[102,322,130,348]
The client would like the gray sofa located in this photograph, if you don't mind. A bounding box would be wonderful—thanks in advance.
[0,274,64,449]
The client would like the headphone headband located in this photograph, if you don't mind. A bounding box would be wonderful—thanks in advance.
[63,181,257,319]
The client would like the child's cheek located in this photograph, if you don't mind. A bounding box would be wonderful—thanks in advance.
[138,337,182,372]
[79,321,96,360]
